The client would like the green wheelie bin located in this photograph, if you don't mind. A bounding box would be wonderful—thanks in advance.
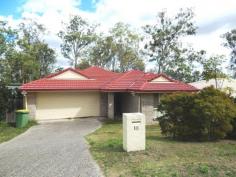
[15,110,29,128]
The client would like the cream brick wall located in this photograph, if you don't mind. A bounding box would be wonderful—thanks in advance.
[141,94,155,124]
[140,93,161,124]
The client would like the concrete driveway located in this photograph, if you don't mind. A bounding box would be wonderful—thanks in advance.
[0,118,103,177]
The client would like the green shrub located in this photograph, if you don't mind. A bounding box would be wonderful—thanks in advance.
[0,82,23,121]
[158,87,236,141]
[227,98,236,139]
[228,116,236,139]
[0,82,10,120]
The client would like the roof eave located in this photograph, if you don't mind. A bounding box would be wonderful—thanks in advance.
[20,88,101,92]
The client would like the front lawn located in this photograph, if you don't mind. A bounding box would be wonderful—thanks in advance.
[0,121,37,143]
[86,121,236,177]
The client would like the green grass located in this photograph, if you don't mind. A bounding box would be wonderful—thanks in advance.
[86,121,236,177]
[0,120,37,143]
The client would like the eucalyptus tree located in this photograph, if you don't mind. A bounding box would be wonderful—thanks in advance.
[58,15,97,68]
[0,21,17,83]
[222,29,236,78]
[201,55,227,88]
[143,8,198,80]
[89,22,144,72]
[2,19,56,83]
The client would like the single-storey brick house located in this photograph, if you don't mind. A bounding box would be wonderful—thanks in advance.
[21,66,197,123]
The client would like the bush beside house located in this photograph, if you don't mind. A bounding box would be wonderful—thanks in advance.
[0,82,23,121]
[228,118,236,139]
[158,87,236,141]
[0,82,10,120]
[228,97,236,139]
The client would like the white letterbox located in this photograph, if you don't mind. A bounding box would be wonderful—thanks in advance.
[123,113,145,152]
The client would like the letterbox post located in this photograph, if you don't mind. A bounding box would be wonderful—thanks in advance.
[123,113,145,152]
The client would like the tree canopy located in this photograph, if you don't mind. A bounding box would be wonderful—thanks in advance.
[222,29,236,78]
[88,22,145,72]
[143,9,196,72]
[58,15,96,68]
[201,55,227,88]
[0,10,234,84]
[0,19,56,84]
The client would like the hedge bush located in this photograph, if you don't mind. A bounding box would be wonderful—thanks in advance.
[0,82,22,121]
[0,82,10,120]
[158,87,236,141]
[227,97,236,139]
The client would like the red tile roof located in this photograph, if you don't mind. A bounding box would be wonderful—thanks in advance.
[21,66,198,92]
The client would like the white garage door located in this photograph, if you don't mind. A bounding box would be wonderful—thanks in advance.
[36,92,100,120]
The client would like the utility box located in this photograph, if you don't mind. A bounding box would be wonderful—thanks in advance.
[123,113,145,152]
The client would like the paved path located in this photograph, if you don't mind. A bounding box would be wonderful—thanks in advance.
[0,118,103,177]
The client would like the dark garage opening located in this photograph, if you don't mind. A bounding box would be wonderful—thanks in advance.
[114,92,122,119]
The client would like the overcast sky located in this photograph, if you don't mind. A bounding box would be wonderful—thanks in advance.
[0,0,236,70]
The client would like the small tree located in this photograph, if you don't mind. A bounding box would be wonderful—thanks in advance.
[201,55,227,88]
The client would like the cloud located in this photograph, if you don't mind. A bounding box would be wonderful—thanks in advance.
[198,13,236,34]
[93,0,236,28]
[20,0,80,14]
[2,0,236,70]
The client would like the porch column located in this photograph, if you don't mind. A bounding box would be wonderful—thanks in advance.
[108,92,114,119]
[22,91,28,110]
[26,93,36,120]
[157,93,161,105]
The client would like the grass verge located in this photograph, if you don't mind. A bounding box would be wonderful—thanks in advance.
[86,121,236,177]
[0,120,37,143]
